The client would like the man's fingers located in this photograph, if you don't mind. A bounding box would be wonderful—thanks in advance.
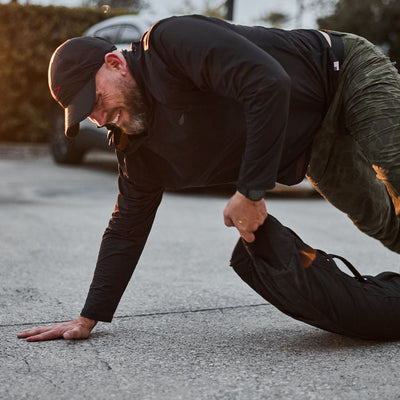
[18,323,73,341]
[63,330,74,340]
[240,231,255,243]
[17,329,36,338]
[17,326,49,338]
[64,326,88,340]
[26,331,59,342]
[223,214,234,227]
[25,325,68,342]
[26,333,53,342]
[234,219,259,241]
[22,326,88,342]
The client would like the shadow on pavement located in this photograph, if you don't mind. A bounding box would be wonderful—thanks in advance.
[74,151,320,199]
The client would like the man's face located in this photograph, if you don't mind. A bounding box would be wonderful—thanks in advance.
[88,58,147,135]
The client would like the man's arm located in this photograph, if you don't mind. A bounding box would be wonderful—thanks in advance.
[18,163,163,341]
[150,15,291,193]
[149,16,290,239]
[80,173,163,322]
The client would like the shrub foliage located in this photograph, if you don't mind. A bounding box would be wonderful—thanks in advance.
[0,3,125,142]
[318,0,400,71]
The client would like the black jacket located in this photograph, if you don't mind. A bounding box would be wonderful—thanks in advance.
[81,15,340,322]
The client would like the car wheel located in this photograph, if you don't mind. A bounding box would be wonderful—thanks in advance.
[50,107,85,164]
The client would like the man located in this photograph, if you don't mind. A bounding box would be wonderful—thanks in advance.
[18,15,400,341]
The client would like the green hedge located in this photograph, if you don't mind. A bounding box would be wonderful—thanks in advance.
[0,3,128,142]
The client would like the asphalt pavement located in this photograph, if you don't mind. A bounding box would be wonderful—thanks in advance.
[1,144,400,400]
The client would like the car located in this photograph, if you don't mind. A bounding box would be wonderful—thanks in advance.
[50,15,155,164]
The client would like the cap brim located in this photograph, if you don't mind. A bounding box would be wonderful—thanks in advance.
[65,78,96,137]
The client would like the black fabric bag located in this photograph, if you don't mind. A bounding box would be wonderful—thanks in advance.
[230,214,400,340]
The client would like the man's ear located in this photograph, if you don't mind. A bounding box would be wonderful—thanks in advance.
[104,52,128,76]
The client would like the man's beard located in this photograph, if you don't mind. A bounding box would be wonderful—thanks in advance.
[118,78,148,135]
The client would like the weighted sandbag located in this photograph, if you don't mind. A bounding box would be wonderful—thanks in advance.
[230,215,400,340]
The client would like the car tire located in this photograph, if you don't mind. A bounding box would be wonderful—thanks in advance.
[50,107,85,164]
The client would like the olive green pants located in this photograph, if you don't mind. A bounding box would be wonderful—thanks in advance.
[307,32,400,253]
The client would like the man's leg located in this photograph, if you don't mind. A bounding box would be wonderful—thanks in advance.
[307,32,400,253]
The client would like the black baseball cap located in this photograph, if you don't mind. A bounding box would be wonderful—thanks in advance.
[48,36,117,137]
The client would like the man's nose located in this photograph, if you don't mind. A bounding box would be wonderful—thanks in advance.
[89,108,107,127]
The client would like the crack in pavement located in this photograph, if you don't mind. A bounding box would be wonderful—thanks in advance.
[1,303,269,328]
[88,340,114,371]
[23,358,31,374]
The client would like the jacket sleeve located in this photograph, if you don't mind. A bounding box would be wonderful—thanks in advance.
[81,163,163,322]
[150,16,291,191]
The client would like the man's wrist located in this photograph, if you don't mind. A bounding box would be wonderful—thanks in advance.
[78,315,97,330]
[237,187,266,201]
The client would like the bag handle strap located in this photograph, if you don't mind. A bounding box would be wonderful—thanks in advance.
[240,236,366,284]
[328,254,366,282]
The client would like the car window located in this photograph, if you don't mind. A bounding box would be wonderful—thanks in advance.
[93,25,121,43]
[118,25,142,43]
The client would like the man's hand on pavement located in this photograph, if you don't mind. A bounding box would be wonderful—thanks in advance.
[223,191,268,242]
[17,316,96,342]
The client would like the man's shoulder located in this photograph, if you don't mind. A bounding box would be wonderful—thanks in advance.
[154,14,213,29]
[144,14,225,44]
